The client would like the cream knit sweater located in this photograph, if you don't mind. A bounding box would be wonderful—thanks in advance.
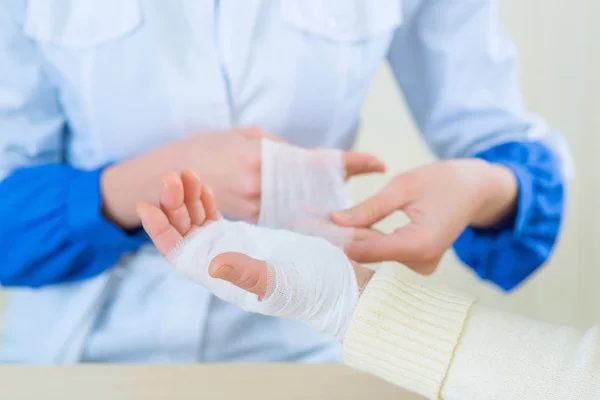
[343,265,600,399]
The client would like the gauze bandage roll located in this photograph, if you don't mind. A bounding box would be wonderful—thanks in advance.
[171,220,359,340]
[258,139,353,247]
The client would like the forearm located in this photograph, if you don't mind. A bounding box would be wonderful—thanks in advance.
[442,305,600,400]
[101,141,187,229]
[343,265,474,399]
[454,141,565,291]
[344,266,600,400]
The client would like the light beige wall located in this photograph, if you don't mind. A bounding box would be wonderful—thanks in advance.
[0,0,598,334]
[354,0,600,328]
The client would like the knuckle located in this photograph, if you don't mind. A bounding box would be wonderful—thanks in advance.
[243,201,261,222]
[238,271,261,290]
[248,155,262,172]
[241,179,261,198]
[362,205,379,223]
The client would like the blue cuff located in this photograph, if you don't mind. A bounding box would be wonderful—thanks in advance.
[0,164,149,287]
[453,141,564,291]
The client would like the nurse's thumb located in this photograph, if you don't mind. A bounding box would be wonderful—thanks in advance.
[209,252,269,299]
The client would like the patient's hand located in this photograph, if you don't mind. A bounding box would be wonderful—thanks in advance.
[137,170,373,301]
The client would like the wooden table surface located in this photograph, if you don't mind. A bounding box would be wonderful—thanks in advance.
[0,364,423,400]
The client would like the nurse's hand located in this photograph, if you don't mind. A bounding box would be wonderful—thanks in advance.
[101,128,384,229]
[331,159,518,274]
[136,169,375,294]
[184,128,385,223]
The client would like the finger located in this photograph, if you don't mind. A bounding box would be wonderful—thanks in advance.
[181,169,206,229]
[332,186,405,228]
[208,252,269,299]
[344,224,427,264]
[200,183,222,222]
[160,172,192,235]
[352,227,386,242]
[343,152,386,178]
[137,201,184,258]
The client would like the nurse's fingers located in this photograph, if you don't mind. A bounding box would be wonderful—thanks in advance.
[343,152,386,179]
[160,172,192,235]
[352,227,386,242]
[209,252,269,299]
[137,201,184,257]
[344,224,439,275]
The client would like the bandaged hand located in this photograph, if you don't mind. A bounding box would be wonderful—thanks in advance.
[137,170,374,340]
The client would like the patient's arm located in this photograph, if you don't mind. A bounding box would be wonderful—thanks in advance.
[138,171,600,400]
[137,169,374,293]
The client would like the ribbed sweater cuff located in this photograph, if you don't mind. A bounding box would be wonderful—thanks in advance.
[343,265,475,399]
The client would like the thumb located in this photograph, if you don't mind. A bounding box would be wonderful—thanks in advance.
[343,151,386,178]
[209,252,269,299]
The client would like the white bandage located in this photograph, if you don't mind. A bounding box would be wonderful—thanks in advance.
[171,220,359,340]
[258,139,353,247]
[171,141,358,339]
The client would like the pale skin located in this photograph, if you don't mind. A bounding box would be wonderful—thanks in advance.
[136,170,375,298]
[332,159,518,274]
[102,127,386,230]
[137,159,518,294]
[104,126,516,278]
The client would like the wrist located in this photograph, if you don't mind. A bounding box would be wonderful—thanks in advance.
[101,142,185,229]
[471,160,518,228]
[100,164,137,229]
[344,265,475,399]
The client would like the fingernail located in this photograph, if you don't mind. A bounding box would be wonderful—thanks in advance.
[213,265,233,280]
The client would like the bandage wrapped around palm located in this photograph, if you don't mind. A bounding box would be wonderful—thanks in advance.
[137,142,380,340]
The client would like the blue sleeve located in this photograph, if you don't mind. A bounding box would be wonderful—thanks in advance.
[453,141,564,291]
[0,7,149,287]
[387,2,571,290]
[0,164,149,287]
